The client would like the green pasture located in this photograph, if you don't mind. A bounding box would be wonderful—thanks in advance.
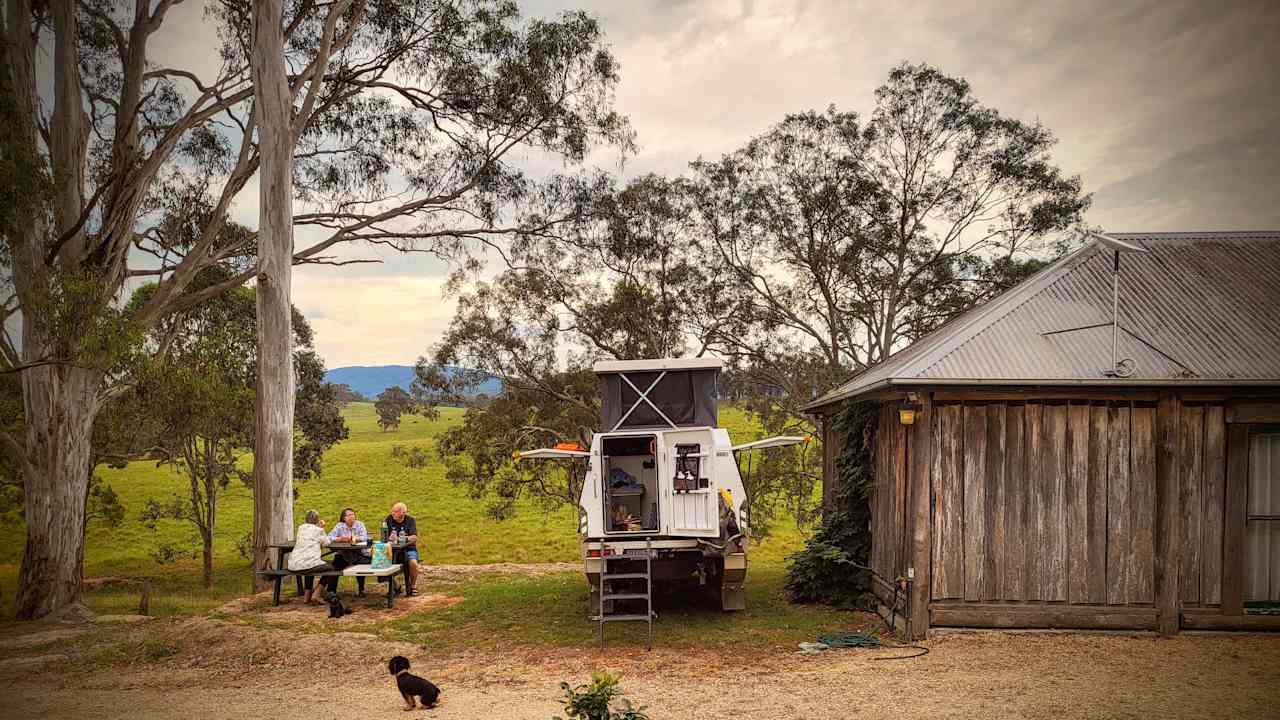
[0,403,814,619]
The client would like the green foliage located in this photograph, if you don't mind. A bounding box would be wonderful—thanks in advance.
[86,475,125,528]
[428,369,597,517]
[785,402,879,607]
[553,672,649,720]
[150,542,197,566]
[329,383,366,404]
[375,386,416,431]
[390,445,429,469]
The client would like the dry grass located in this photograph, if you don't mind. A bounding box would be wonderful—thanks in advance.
[4,612,1278,719]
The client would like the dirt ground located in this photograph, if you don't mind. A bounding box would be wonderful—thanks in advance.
[5,615,1280,720]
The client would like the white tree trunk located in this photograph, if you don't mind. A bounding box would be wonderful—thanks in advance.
[250,0,296,589]
[11,0,99,621]
[15,362,101,619]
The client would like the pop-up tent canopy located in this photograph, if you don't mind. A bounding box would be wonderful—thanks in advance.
[595,358,722,431]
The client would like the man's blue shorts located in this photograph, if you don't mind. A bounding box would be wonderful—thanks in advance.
[403,549,419,562]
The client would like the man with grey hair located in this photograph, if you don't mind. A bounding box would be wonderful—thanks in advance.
[384,502,421,594]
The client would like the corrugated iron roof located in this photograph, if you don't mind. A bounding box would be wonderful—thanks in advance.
[806,232,1280,410]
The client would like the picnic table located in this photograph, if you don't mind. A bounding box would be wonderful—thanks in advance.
[265,540,415,607]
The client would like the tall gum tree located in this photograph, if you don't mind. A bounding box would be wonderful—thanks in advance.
[0,0,631,619]
[249,0,302,588]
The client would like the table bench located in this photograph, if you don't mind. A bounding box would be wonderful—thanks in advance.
[268,541,414,600]
[256,563,404,608]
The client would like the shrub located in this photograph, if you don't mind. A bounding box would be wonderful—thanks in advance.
[553,671,649,720]
[785,401,878,607]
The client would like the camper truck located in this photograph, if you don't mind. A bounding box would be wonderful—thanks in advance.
[518,358,800,621]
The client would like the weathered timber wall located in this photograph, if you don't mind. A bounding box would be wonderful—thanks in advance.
[865,399,1226,608]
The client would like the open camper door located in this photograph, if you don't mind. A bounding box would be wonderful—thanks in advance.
[663,428,722,537]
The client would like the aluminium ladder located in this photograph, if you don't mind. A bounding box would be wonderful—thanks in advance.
[594,537,655,649]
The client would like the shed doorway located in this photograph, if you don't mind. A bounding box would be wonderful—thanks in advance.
[1246,431,1280,604]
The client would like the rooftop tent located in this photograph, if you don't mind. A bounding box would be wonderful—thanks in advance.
[595,358,722,430]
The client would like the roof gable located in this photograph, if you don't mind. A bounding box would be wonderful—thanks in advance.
[806,232,1280,409]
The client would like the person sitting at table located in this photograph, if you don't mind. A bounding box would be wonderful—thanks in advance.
[385,502,421,595]
[329,507,370,596]
[288,510,335,604]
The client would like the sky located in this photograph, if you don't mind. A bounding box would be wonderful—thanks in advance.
[147,1,1280,368]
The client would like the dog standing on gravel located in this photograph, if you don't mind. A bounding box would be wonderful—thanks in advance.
[388,655,440,710]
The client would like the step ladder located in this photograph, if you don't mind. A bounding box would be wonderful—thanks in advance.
[594,537,655,650]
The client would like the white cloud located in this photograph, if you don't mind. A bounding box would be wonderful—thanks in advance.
[292,272,459,368]
[136,0,1280,368]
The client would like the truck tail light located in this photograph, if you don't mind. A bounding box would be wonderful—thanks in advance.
[586,548,616,558]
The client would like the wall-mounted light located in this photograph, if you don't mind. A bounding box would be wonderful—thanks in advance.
[899,405,918,425]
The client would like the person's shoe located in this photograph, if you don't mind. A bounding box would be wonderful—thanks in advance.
[356,590,366,597]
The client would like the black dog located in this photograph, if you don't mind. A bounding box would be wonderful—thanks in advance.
[388,655,440,710]
[324,590,352,618]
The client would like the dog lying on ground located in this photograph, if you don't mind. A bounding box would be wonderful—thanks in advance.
[324,590,352,618]
[388,655,440,710]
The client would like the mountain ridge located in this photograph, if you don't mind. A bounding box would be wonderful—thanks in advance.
[324,364,500,400]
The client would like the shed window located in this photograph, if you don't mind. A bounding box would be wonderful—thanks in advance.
[1246,432,1280,604]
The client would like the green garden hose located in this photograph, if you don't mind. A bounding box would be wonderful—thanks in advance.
[813,631,929,660]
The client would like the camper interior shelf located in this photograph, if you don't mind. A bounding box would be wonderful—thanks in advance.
[603,435,659,532]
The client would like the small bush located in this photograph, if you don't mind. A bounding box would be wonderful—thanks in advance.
[553,671,649,720]
[235,530,253,560]
[143,638,180,661]
[151,542,196,565]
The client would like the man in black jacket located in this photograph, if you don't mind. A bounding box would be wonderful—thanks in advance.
[385,502,421,595]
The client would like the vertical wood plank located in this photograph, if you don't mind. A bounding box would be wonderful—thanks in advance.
[963,404,987,602]
[1202,406,1225,605]
[1106,404,1132,605]
[1087,405,1109,604]
[1025,403,1046,601]
[908,396,933,639]
[1131,405,1158,604]
[1046,403,1069,602]
[1221,423,1249,614]
[1155,394,1183,635]
[1003,404,1026,601]
[985,403,1005,601]
[1067,404,1091,604]
[932,404,964,600]
[1180,405,1205,604]
[874,405,888,578]
[895,418,908,577]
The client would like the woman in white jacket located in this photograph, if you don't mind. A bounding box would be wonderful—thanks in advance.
[289,510,334,603]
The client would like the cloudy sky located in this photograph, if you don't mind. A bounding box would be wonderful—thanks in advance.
[156,0,1280,368]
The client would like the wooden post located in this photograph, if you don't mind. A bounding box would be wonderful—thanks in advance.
[907,395,933,640]
[137,579,152,616]
[1155,394,1182,636]
[1221,423,1249,615]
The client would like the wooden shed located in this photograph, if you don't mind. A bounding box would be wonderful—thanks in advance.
[805,232,1280,638]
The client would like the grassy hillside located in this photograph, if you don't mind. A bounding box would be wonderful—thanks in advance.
[0,403,810,616]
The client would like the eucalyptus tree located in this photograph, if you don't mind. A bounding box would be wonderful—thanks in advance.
[413,174,757,523]
[374,385,415,431]
[689,61,1089,410]
[0,0,629,618]
[125,275,346,588]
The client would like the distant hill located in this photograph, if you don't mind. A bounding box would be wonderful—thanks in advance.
[324,365,500,400]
